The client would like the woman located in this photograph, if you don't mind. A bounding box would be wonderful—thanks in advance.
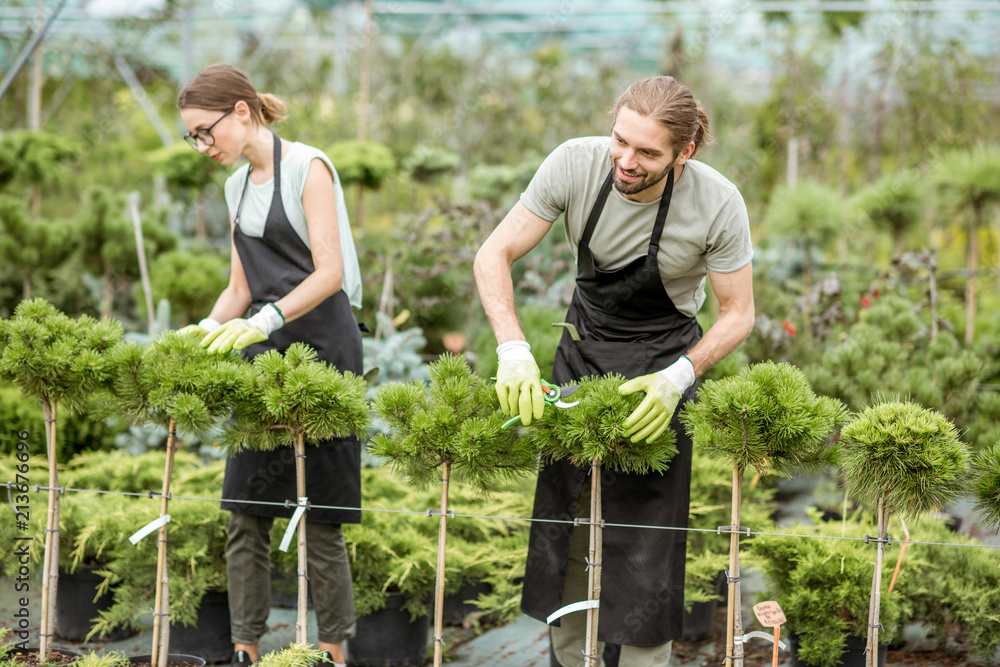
[177,63,363,667]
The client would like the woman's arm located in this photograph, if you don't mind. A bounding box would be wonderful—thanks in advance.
[272,158,344,323]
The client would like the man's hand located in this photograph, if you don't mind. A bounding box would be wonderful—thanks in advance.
[618,356,696,443]
[178,318,221,340]
[495,341,545,426]
[201,304,283,354]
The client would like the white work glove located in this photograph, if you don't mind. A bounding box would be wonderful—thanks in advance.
[618,356,696,444]
[495,340,545,426]
[178,317,221,339]
[202,303,284,354]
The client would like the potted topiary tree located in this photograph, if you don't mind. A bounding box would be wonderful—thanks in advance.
[0,298,122,661]
[527,373,679,667]
[681,361,849,667]
[972,442,1000,532]
[221,343,370,644]
[370,353,536,667]
[839,401,970,667]
[92,331,242,667]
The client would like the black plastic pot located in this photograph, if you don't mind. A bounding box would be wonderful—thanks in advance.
[439,580,491,626]
[128,654,206,667]
[681,570,727,642]
[56,566,134,641]
[166,588,232,664]
[347,591,429,667]
[790,633,887,667]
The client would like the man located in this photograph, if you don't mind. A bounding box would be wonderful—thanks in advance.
[474,76,754,666]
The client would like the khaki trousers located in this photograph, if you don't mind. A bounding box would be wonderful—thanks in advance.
[226,512,356,645]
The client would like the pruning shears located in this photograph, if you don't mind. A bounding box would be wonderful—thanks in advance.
[500,379,580,430]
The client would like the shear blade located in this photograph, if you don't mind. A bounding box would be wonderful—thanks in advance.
[554,400,580,408]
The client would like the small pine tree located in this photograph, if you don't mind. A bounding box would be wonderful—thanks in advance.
[839,401,970,667]
[681,361,849,667]
[371,353,534,666]
[972,443,1000,532]
[0,298,121,660]
[222,343,370,644]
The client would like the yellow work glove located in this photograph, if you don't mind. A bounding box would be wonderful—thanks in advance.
[495,340,545,426]
[618,356,696,444]
[201,304,284,354]
[178,317,221,340]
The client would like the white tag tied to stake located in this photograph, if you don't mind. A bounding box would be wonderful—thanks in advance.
[279,497,308,552]
[546,600,600,625]
[736,630,787,650]
[129,514,171,545]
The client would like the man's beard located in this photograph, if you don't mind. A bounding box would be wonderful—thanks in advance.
[611,156,676,196]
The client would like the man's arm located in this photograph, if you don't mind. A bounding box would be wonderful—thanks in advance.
[685,262,755,376]
[474,201,555,344]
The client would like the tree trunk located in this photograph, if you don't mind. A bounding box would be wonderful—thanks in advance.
[151,420,178,667]
[584,460,604,667]
[39,398,60,661]
[725,464,745,667]
[432,461,452,667]
[101,269,114,320]
[295,433,308,643]
[866,498,889,667]
[23,272,31,300]
[965,206,980,345]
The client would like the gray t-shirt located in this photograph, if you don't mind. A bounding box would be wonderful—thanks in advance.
[520,136,753,318]
[224,141,362,309]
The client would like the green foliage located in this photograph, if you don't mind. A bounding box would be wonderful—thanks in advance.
[971,443,1000,531]
[747,514,910,667]
[468,156,543,206]
[932,145,1000,215]
[840,401,969,518]
[403,144,460,184]
[371,353,535,492]
[148,250,229,326]
[0,298,123,412]
[254,644,326,667]
[852,170,925,250]
[222,343,371,453]
[902,515,1000,661]
[527,374,677,475]
[71,652,129,667]
[94,331,241,436]
[0,130,79,190]
[148,143,226,195]
[0,195,76,294]
[764,179,847,258]
[326,140,396,189]
[682,361,848,475]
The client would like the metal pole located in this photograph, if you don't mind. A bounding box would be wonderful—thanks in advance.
[0,0,70,103]
[115,58,174,147]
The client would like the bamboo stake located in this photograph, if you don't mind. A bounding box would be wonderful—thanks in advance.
[866,498,888,667]
[584,460,604,667]
[39,399,60,661]
[724,464,745,667]
[432,460,452,667]
[151,419,179,667]
[295,433,308,643]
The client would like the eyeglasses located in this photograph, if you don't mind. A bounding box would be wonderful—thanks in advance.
[183,108,233,150]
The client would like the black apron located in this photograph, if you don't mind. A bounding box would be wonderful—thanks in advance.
[521,168,701,647]
[220,134,363,525]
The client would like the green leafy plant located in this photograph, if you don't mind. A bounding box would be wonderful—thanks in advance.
[852,170,926,264]
[839,400,970,663]
[0,298,122,660]
[326,140,396,190]
[221,342,370,643]
[254,644,326,667]
[682,361,848,666]
[147,251,229,327]
[972,443,1000,531]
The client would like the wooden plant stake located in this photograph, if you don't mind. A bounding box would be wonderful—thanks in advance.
[865,498,890,667]
[39,398,60,662]
[584,459,604,667]
[151,419,179,667]
[432,461,452,667]
[294,432,308,644]
[724,463,744,667]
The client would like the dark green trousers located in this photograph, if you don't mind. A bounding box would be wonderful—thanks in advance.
[226,513,356,644]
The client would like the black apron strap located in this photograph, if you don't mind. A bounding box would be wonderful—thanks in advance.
[647,168,675,258]
[579,170,615,250]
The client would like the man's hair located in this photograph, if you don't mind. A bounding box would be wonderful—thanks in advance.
[177,63,287,125]
[611,76,713,159]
